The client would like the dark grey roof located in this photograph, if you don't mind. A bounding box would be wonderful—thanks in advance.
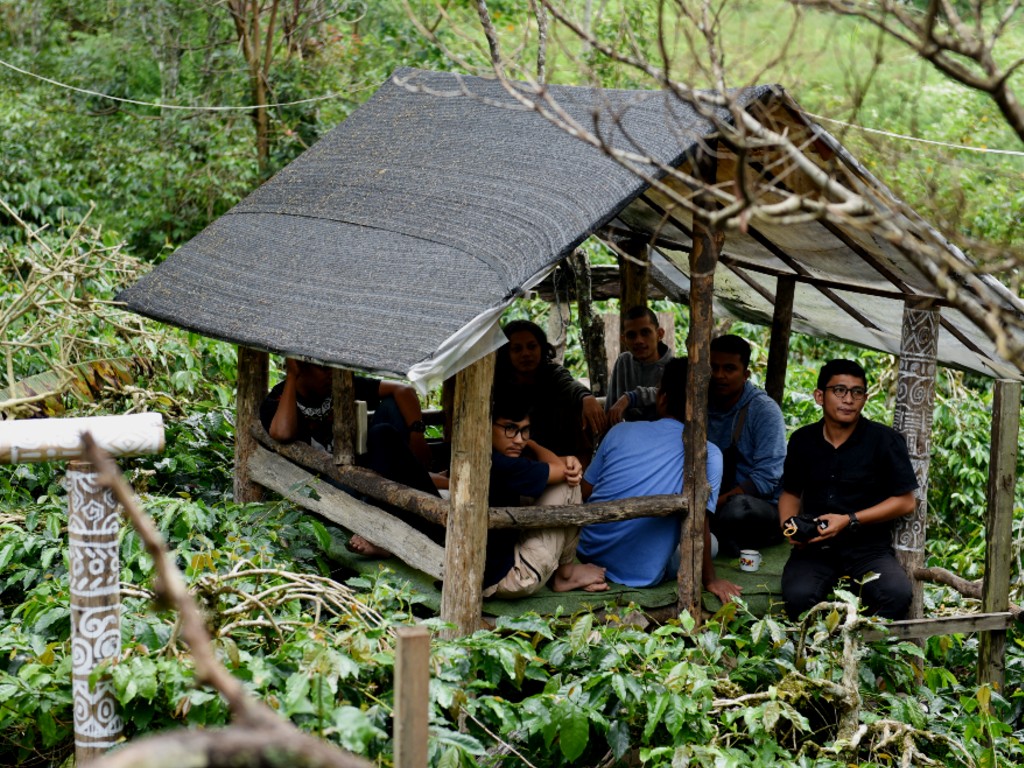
[118,68,772,384]
[118,67,1024,385]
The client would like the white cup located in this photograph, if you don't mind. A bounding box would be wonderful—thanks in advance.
[739,549,761,572]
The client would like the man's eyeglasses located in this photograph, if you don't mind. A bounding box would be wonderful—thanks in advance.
[824,385,868,401]
[495,422,530,439]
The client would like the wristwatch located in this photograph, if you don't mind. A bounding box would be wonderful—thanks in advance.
[407,419,427,434]
[847,511,860,529]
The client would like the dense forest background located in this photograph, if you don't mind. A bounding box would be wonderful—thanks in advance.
[2,1,1024,766]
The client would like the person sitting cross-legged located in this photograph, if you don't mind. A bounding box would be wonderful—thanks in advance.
[483,394,608,597]
[578,357,741,604]
[309,387,608,597]
[707,334,787,556]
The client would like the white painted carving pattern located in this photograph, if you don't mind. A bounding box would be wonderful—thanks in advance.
[67,468,124,751]
[893,306,939,553]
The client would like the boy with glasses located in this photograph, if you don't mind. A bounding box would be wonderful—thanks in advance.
[778,359,917,620]
[483,395,608,597]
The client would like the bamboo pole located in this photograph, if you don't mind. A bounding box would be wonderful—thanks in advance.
[978,379,1021,689]
[440,353,495,638]
[235,346,269,503]
[394,626,431,768]
[68,461,124,764]
[0,413,164,463]
[892,299,939,620]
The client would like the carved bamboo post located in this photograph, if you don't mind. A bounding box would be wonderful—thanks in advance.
[765,276,795,406]
[68,461,124,762]
[440,353,495,638]
[978,379,1021,689]
[892,299,939,621]
[0,413,165,765]
[235,346,269,503]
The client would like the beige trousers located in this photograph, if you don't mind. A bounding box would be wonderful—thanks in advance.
[482,483,582,599]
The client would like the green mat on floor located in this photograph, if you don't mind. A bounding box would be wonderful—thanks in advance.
[328,532,788,619]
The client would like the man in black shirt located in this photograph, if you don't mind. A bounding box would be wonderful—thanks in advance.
[778,359,917,620]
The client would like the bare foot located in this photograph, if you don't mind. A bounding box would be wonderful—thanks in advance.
[552,562,608,592]
[346,534,393,559]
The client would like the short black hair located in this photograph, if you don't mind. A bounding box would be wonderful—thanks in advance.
[658,357,689,420]
[817,359,868,390]
[710,334,751,368]
[623,305,659,327]
[492,391,532,423]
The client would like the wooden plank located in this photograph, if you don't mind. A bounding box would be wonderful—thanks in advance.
[765,276,795,406]
[440,354,495,638]
[394,626,430,768]
[248,444,445,579]
[892,300,940,621]
[979,379,1021,688]
[862,612,1015,641]
[234,346,268,503]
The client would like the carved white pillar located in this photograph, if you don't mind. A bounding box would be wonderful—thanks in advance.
[892,300,940,620]
[68,462,124,762]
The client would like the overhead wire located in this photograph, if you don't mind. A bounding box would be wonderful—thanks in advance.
[803,110,1024,157]
[0,55,347,111]
[3,54,1023,159]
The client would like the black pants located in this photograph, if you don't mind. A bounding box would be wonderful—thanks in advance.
[781,542,912,621]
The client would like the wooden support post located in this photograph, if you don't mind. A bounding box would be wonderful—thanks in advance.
[234,346,269,503]
[394,625,431,768]
[571,249,608,397]
[441,377,455,443]
[978,379,1021,689]
[546,263,573,364]
[440,353,495,639]
[679,148,721,622]
[892,299,939,621]
[332,369,357,467]
[765,276,795,406]
[619,237,650,313]
[68,461,124,763]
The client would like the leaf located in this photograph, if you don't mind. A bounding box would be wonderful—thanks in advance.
[558,706,589,761]
[606,718,631,760]
[282,674,315,716]
[825,608,840,633]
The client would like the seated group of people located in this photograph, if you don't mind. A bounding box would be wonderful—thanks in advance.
[261,305,918,621]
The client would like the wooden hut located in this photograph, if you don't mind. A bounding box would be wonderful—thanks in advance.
[118,69,1023,661]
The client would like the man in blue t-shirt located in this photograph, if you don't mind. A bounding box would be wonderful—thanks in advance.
[578,358,741,604]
